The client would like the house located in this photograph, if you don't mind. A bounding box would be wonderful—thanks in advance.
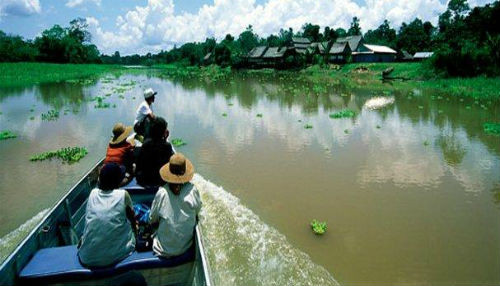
[246,46,268,64]
[398,50,413,62]
[202,52,213,65]
[335,35,364,52]
[328,42,351,63]
[351,44,397,62]
[413,52,434,61]
[309,41,330,55]
[292,37,311,54]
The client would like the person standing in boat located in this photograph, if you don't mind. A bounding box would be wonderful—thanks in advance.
[135,117,175,187]
[104,123,135,186]
[78,163,138,267]
[134,88,157,140]
[149,153,201,257]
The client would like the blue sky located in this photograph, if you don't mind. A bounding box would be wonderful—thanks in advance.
[0,0,494,55]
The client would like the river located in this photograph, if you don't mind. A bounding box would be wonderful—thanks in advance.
[0,71,499,285]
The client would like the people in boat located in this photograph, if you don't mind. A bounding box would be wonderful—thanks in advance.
[78,163,138,267]
[134,88,157,139]
[135,117,175,187]
[104,123,135,185]
[149,153,201,257]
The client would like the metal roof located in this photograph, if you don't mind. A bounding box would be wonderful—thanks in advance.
[362,44,397,54]
[247,46,268,58]
[329,42,350,54]
[413,52,434,58]
[292,37,311,44]
[335,35,363,51]
[263,47,287,58]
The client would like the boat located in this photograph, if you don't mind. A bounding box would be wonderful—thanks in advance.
[0,158,213,286]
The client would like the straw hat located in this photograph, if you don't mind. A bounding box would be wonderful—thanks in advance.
[110,123,133,145]
[144,88,157,99]
[159,153,194,184]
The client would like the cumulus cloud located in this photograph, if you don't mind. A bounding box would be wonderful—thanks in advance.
[87,0,492,55]
[66,0,101,8]
[0,0,41,18]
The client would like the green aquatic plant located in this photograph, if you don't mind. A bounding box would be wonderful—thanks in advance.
[256,113,263,118]
[93,96,111,108]
[423,140,430,146]
[304,124,313,129]
[41,110,59,121]
[0,130,16,140]
[30,147,88,164]
[30,109,34,112]
[376,125,381,129]
[484,122,500,136]
[329,109,355,119]
[344,129,349,134]
[311,219,327,235]
[171,138,187,147]
[222,113,227,117]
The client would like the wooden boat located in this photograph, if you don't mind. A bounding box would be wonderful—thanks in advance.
[0,159,213,286]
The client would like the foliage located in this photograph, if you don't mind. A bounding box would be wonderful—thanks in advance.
[483,122,500,136]
[304,124,313,129]
[171,138,187,147]
[311,220,327,235]
[0,131,16,140]
[30,147,88,163]
[93,96,111,108]
[364,20,397,48]
[41,110,60,121]
[396,18,435,55]
[347,17,362,36]
[329,109,356,119]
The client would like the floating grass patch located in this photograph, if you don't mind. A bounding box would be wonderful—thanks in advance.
[30,147,88,164]
[484,122,500,136]
[304,124,313,129]
[329,109,355,119]
[93,97,111,109]
[222,113,227,117]
[41,110,59,121]
[256,113,263,118]
[171,138,187,147]
[0,130,16,140]
[376,125,381,129]
[423,140,430,146]
[311,219,327,235]
[344,129,349,134]
[30,116,35,120]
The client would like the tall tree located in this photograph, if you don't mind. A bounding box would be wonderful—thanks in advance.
[347,17,362,36]
[364,20,397,47]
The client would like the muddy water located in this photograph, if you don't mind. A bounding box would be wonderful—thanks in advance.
[0,72,499,285]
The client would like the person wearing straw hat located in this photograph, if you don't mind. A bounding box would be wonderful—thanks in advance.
[149,153,201,257]
[104,123,135,185]
[134,88,157,139]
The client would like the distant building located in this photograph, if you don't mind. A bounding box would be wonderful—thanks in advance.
[352,44,397,62]
[335,35,364,52]
[262,47,288,63]
[413,52,434,61]
[292,37,311,54]
[398,50,413,62]
[203,52,213,65]
[247,46,268,64]
[328,42,351,63]
[309,41,330,55]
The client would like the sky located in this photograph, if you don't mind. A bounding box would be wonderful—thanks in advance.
[0,0,495,55]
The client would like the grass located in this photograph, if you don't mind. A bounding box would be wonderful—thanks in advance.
[41,110,59,121]
[0,130,16,140]
[329,109,356,119]
[256,113,263,118]
[484,122,500,136]
[311,220,327,235]
[30,147,88,163]
[171,138,187,147]
[304,124,313,129]
[0,63,122,87]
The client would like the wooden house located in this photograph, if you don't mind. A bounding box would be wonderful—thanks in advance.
[352,44,397,62]
[328,42,351,63]
[335,35,364,52]
[292,37,311,54]
[246,46,268,64]
[413,52,434,61]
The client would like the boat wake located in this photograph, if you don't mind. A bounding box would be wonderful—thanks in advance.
[0,208,49,263]
[193,174,340,286]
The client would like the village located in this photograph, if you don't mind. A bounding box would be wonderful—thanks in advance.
[203,35,433,68]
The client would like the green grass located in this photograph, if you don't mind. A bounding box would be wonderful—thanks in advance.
[171,138,187,147]
[0,63,121,87]
[304,124,313,129]
[41,110,59,121]
[311,220,327,235]
[0,130,16,140]
[329,109,356,119]
[484,122,500,136]
[30,147,88,163]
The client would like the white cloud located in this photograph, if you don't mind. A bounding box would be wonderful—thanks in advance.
[0,0,41,18]
[87,0,493,55]
[66,0,101,8]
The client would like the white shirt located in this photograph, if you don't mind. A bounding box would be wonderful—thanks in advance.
[78,189,135,267]
[149,183,201,257]
[134,101,153,125]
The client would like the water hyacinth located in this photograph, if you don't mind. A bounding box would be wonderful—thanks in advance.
[171,138,187,147]
[329,109,355,119]
[311,220,327,235]
[41,110,59,121]
[484,122,500,136]
[0,130,16,140]
[30,147,88,164]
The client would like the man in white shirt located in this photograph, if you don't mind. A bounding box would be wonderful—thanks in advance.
[134,88,157,138]
[149,153,201,257]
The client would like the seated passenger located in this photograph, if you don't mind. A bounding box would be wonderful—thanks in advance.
[78,163,138,267]
[149,153,201,257]
[104,123,135,185]
[135,117,174,187]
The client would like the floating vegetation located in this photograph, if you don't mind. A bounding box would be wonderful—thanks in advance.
[484,122,500,136]
[118,95,125,99]
[256,113,263,118]
[0,130,16,140]
[30,116,35,120]
[30,109,34,112]
[329,109,355,119]
[171,138,187,147]
[93,96,111,109]
[311,219,327,235]
[222,113,227,117]
[465,106,471,110]
[30,147,88,164]
[228,103,234,106]
[418,105,424,109]
[41,110,59,121]
[423,140,430,146]
[344,129,349,134]
[304,124,313,129]
[376,125,381,129]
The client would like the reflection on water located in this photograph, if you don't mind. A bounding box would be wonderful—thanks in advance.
[0,72,499,285]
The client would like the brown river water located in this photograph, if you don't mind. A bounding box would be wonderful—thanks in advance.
[0,71,499,285]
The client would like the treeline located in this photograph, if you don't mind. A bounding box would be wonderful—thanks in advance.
[0,18,100,63]
[1,0,499,76]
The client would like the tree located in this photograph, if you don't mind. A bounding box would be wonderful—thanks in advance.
[364,20,397,47]
[323,26,337,42]
[237,25,259,54]
[347,17,362,36]
[396,18,434,54]
[302,23,321,41]
[336,28,347,38]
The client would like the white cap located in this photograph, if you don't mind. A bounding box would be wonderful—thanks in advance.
[144,88,157,99]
